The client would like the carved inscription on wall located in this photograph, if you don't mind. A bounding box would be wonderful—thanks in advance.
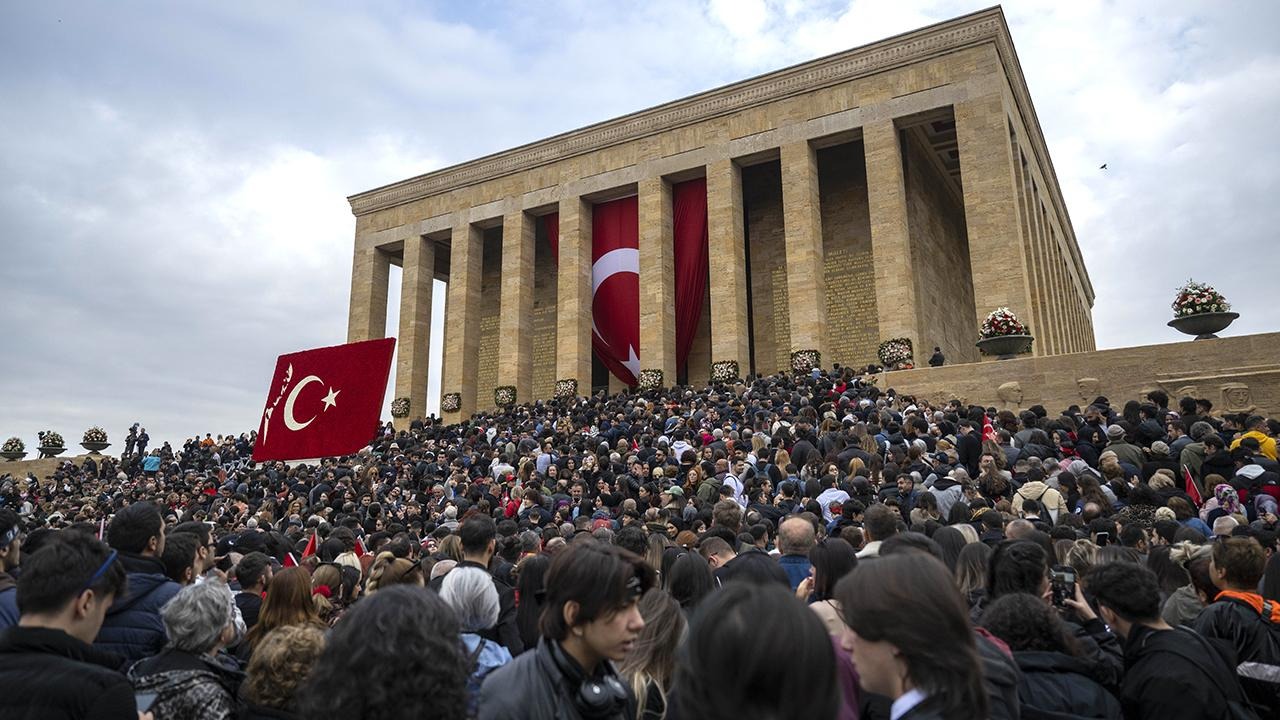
[824,246,878,367]
[771,265,791,372]
[476,314,500,405]
[531,304,557,400]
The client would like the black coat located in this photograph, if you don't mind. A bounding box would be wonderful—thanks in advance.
[1012,650,1122,719]
[478,637,631,720]
[1119,624,1248,720]
[0,626,136,720]
[1192,595,1280,715]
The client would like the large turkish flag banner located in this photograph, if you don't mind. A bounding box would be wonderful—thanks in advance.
[592,196,640,386]
[251,338,395,462]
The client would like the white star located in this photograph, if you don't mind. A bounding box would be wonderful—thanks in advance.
[321,387,340,411]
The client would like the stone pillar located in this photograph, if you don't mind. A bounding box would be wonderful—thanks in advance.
[638,176,676,387]
[780,140,828,366]
[498,205,535,404]
[443,217,482,418]
[955,93,1034,346]
[346,245,390,343]
[864,120,922,354]
[556,197,592,398]
[394,236,434,428]
[706,158,750,381]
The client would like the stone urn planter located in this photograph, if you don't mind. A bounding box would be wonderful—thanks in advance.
[976,334,1034,360]
[81,441,111,454]
[1168,311,1239,340]
[38,446,66,459]
[0,450,25,462]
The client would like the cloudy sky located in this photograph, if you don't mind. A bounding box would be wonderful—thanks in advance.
[1,0,1277,450]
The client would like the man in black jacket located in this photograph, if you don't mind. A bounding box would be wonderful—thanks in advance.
[956,420,982,478]
[0,531,136,719]
[478,540,655,720]
[94,502,181,667]
[1089,562,1252,720]
[431,515,524,655]
[1193,536,1280,715]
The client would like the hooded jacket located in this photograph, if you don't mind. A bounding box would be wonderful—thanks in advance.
[1011,481,1068,522]
[0,626,136,720]
[94,553,181,668]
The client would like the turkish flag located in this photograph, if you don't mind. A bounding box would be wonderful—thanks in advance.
[251,338,395,462]
[592,196,640,386]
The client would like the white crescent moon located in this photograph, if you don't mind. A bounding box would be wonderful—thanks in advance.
[284,375,323,431]
[590,247,639,342]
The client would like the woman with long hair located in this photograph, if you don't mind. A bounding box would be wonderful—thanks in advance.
[514,554,550,653]
[954,541,992,613]
[837,553,989,719]
[664,552,714,617]
[239,566,324,661]
[311,562,360,627]
[800,538,858,635]
[295,586,469,720]
[241,625,326,720]
[674,582,838,720]
[618,589,686,720]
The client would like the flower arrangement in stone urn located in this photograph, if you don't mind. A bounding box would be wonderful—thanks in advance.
[494,386,517,407]
[441,393,462,413]
[37,430,66,458]
[0,437,25,461]
[710,360,740,384]
[81,426,110,454]
[977,307,1033,359]
[790,349,821,374]
[1168,279,1238,340]
[638,369,664,391]
[390,397,411,419]
[877,338,915,371]
[554,378,579,399]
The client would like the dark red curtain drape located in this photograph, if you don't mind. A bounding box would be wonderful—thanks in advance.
[591,196,640,386]
[673,178,708,375]
[543,213,559,265]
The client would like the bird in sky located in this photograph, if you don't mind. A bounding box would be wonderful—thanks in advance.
[1099,163,1107,170]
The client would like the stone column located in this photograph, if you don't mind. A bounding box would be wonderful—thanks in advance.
[864,120,922,354]
[498,205,535,405]
[346,245,390,343]
[443,216,482,418]
[394,236,434,428]
[780,140,828,367]
[955,93,1034,348]
[638,176,676,387]
[556,197,592,397]
[706,158,750,381]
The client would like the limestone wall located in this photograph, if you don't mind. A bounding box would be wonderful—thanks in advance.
[879,332,1280,417]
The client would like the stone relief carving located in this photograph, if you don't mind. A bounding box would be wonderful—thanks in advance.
[1220,382,1256,414]
[1172,385,1199,401]
[1076,377,1100,403]
[997,381,1024,409]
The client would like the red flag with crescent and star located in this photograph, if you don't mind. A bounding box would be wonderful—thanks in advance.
[251,338,395,462]
[591,196,640,386]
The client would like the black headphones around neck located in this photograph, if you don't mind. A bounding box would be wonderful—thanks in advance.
[548,640,629,720]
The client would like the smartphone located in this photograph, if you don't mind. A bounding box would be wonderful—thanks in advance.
[136,692,158,713]
[1050,565,1077,607]
[1095,531,1110,547]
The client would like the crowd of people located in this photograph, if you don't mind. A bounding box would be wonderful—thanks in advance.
[1,366,1280,719]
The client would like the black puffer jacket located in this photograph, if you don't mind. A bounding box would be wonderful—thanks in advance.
[94,553,182,668]
[1012,650,1122,719]
[478,637,631,720]
[0,626,135,720]
[1192,594,1280,716]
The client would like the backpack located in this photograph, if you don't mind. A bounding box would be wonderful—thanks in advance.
[1166,628,1264,720]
